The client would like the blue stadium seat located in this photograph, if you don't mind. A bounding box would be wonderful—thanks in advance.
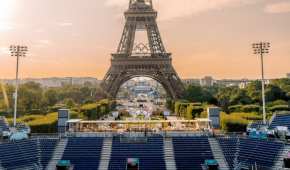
[39,138,58,169]
[270,113,290,130]
[109,136,166,170]
[0,136,285,170]
[216,137,238,169]
[62,137,103,170]
[0,140,38,170]
[217,137,284,169]
[248,120,264,129]
[172,136,214,170]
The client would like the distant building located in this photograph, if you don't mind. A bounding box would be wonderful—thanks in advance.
[287,73,290,79]
[182,79,201,86]
[0,77,100,87]
[239,81,249,89]
[217,79,252,88]
[200,76,214,86]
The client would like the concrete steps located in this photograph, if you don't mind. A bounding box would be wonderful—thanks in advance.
[46,138,68,170]
[208,138,230,170]
[164,138,177,170]
[36,139,43,170]
[98,138,113,170]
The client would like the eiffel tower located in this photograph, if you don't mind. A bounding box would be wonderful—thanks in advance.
[102,0,185,99]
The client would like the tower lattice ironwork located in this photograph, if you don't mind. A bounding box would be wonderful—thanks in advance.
[102,0,185,99]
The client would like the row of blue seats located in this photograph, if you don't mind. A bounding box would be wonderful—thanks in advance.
[217,137,284,170]
[62,136,214,170]
[172,137,214,170]
[40,139,58,168]
[269,113,290,130]
[0,136,285,170]
[248,120,264,129]
[0,139,57,170]
[62,137,103,170]
[109,136,166,170]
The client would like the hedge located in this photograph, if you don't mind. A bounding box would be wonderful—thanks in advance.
[220,112,262,132]
[7,112,58,133]
[80,101,113,120]
[228,105,242,113]
[242,105,260,113]
[228,104,260,113]
[268,105,290,112]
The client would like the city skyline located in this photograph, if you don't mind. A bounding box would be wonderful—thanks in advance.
[0,0,290,79]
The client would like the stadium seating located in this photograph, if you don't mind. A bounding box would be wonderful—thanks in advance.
[109,136,166,170]
[216,137,238,169]
[248,120,264,129]
[62,137,103,170]
[39,138,58,169]
[0,140,38,170]
[172,136,214,170]
[0,136,286,170]
[217,137,284,169]
[269,113,290,130]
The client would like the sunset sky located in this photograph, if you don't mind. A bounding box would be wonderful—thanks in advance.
[0,0,290,80]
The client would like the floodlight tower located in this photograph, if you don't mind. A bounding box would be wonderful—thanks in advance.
[10,45,28,127]
[252,42,270,125]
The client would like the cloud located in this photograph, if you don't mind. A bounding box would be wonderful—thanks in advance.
[0,23,14,32]
[33,40,52,48]
[38,40,51,45]
[0,47,10,57]
[105,0,260,21]
[58,22,73,27]
[265,1,290,14]
[35,29,45,33]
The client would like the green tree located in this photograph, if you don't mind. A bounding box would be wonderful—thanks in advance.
[272,78,290,94]
[265,84,287,102]
[44,88,59,106]
[246,81,262,103]
[185,85,216,103]
[216,87,234,113]
[230,89,252,105]
[18,82,44,114]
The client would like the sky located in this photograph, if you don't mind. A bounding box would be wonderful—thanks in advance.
[0,0,290,80]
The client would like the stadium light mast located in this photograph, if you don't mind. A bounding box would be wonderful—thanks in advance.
[252,42,270,125]
[10,45,28,127]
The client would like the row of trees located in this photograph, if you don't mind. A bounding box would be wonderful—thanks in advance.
[0,81,107,116]
[182,79,290,114]
[168,78,290,132]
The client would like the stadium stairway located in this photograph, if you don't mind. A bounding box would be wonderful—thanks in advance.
[98,138,113,170]
[46,138,68,170]
[164,138,177,170]
[208,138,230,170]
[273,144,290,169]
[36,139,43,170]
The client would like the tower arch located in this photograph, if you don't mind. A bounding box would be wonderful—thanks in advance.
[102,0,185,99]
